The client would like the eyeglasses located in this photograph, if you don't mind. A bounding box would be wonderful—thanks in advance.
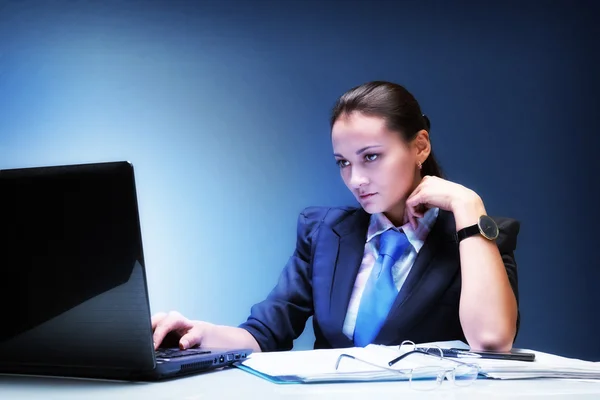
[334,340,481,391]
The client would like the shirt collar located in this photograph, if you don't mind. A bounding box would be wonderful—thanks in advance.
[367,207,439,253]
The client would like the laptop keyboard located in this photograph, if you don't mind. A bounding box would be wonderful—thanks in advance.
[155,348,212,359]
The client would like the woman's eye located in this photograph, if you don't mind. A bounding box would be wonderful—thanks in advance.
[365,154,379,162]
[336,159,350,168]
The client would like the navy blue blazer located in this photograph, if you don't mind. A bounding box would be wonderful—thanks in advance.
[239,206,520,352]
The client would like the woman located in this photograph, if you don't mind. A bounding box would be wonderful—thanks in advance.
[152,81,519,352]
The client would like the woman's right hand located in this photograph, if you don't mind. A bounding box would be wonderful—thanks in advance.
[151,311,214,350]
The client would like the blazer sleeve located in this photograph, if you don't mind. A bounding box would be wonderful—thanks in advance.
[238,208,322,352]
[494,217,521,337]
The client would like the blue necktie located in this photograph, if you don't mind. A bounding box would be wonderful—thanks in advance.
[354,229,410,347]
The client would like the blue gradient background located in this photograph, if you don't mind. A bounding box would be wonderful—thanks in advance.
[1,1,598,359]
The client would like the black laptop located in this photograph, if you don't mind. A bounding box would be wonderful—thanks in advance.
[0,161,252,381]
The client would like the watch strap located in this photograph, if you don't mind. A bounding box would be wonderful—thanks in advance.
[455,224,481,243]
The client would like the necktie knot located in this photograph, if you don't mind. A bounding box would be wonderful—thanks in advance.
[378,229,409,262]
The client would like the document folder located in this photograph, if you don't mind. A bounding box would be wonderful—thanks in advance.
[235,344,471,384]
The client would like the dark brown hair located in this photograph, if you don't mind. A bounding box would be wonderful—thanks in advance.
[330,81,444,178]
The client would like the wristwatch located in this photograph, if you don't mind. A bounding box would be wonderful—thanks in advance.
[455,215,499,243]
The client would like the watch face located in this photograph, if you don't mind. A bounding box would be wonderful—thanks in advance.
[479,215,499,240]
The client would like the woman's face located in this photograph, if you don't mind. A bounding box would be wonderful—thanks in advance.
[331,112,422,223]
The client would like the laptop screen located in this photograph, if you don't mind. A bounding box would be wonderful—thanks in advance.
[0,162,155,371]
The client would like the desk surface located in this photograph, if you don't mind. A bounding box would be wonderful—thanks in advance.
[2,367,600,400]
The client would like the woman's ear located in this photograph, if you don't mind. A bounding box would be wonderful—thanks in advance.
[413,129,431,163]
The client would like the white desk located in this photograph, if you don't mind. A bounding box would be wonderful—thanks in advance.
[2,367,600,400]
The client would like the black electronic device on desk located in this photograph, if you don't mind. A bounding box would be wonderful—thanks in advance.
[417,347,536,362]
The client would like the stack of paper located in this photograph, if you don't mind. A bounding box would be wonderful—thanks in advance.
[475,351,600,380]
[237,341,600,384]
[414,340,600,380]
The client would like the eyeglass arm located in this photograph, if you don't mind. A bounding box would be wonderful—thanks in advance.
[388,349,433,366]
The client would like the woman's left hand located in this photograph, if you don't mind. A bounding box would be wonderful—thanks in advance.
[404,176,484,229]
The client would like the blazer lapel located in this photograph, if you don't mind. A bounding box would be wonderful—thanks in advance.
[375,210,460,344]
[315,207,369,348]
